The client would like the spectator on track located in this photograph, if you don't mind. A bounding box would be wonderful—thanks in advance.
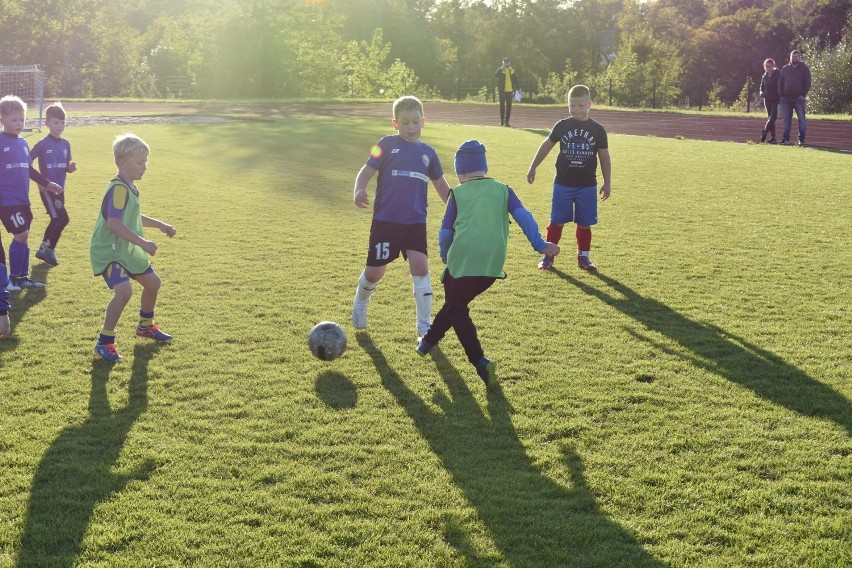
[759,58,780,143]
[494,56,520,127]
[778,50,811,146]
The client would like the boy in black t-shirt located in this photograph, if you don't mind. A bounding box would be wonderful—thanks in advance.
[526,85,611,271]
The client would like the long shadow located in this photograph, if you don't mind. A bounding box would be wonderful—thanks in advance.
[0,263,49,363]
[357,333,664,567]
[16,343,160,567]
[554,270,851,435]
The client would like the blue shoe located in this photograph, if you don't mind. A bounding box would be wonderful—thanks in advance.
[475,357,497,386]
[136,323,173,341]
[416,337,433,356]
[577,256,597,271]
[94,343,122,362]
[537,255,554,270]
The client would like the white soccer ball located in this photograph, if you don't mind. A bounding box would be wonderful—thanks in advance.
[308,321,347,361]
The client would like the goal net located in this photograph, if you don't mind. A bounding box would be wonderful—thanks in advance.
[0,65,45,132]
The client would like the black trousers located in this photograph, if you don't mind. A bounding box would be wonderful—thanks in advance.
[498,90,514,124]
[764,100,779,140]
[424,271,496,365]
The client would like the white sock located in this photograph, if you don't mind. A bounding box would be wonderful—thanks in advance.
[412,273,432,332]
[355,271,379,304]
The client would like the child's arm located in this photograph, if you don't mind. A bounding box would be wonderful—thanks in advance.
[508,189,560,257]
[438,194,457,263]
[107,217,159,256]
[526,138,556,184]
[598,148,611,201]
[142,214,177,237]
[353,164,377,209]
[28,166,62,195]
[432,176,451,204]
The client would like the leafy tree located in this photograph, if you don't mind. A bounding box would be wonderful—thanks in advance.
[799,37,852,113]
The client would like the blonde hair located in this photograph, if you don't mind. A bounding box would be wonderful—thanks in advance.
[0,95,26,116]
[392,96,424,120]
[113,133,149,160]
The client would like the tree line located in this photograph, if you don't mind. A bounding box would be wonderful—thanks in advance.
[1,0,850,113]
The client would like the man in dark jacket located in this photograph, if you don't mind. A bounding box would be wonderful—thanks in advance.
[494,56,519,127]
[759,58,780,143]
[778,50,812,146]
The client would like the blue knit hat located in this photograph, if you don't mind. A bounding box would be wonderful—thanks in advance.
[455,140,488,175]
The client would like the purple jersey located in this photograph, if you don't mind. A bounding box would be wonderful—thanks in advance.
[30,135,72,187]
[0,133,32,206]
[366,135,443,225]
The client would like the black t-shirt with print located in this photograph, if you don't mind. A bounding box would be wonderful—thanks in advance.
[547,117,608,187]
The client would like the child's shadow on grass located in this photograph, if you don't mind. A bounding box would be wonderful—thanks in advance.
[0,264,49,361]
[357,333,663,567]
[554,269,851,436]
[15,343,161,568]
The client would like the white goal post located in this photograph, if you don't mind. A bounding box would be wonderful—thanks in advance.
[0,65,45,132]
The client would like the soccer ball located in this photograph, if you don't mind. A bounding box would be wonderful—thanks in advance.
[308,321,347,361]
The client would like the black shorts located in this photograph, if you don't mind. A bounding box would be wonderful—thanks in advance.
[38,188,66,219]
[0,205,33,235]
[365,220,428,267]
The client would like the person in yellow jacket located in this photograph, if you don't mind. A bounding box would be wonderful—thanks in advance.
[416,140,559,386]
[90,133,176,361]
[494,56,520,127]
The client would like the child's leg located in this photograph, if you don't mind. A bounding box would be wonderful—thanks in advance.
[101,280,133,340]
[444,274,495,366]
[9,232,30,279]
[135,269,162,317]
[352,265,385,330]
[576,225,592,253]
[44,209,70,249]
[134,269,173,341]
[407,251,432,336]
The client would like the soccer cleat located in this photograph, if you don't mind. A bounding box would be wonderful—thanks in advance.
[475,357,497,386]
[136,323,173,341]
[577,256,597,271]
[35,244,59,266]
[12,276,45,288]
[94,343,122,362]
[537,255,554,270]
[351,301,368,329]
[5,281,21,292]
[416,337,433,356]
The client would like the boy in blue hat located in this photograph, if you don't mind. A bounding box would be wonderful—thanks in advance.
[417,140,559,386]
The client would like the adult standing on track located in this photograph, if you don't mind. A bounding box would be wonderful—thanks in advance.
[759,58,780,143]
[495,56,519,127]
[778,50,811,146]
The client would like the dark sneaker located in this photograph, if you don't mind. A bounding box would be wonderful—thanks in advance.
[12,276,45,288]
[136,323,173,341]
[768,138,778,144]
[537,255,554,270]
[475,357,497,386]
[577,256,597,271]
[35,244,59,266]
[94,343,122,362]
[779,140,791,145]
[416,337,433,356]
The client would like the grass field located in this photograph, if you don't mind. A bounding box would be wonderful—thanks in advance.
[1,116,850,567]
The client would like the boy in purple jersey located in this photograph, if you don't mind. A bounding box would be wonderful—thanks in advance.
[526,85,612,271]
[30,102,77,266]
[0,95,63,293]
[352,96,451,338]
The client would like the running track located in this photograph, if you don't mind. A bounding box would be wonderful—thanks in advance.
[68,101,852,152]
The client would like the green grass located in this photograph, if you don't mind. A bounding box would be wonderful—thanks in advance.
[1,117,850,567]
